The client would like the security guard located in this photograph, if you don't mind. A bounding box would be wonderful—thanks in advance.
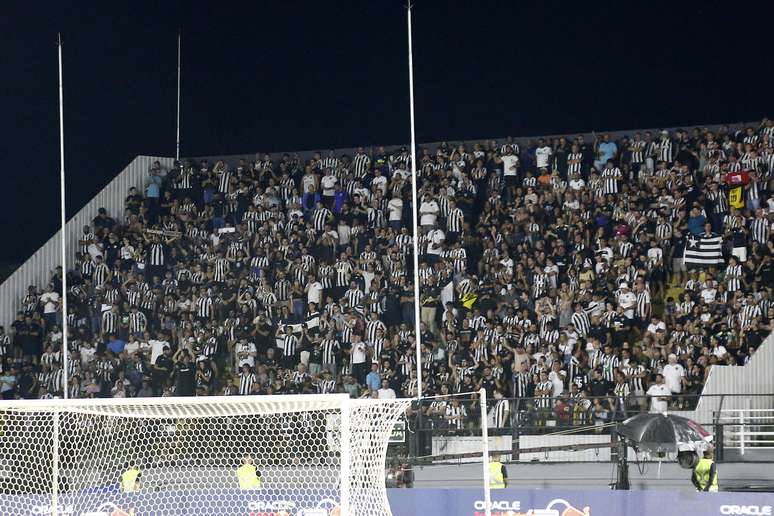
[237,453,263,490]
[488,454,507,489]
[120,462,141,493]
[691,446,718,492]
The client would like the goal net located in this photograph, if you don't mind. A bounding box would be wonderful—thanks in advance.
[0,394,410,516]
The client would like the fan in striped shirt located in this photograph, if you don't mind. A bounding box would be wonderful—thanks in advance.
[238,364,257,395]
[601,161,622,194]
[352,148,371,179]
[571,305,591,337]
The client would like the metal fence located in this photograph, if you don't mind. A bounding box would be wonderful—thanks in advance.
[389,393,774,465]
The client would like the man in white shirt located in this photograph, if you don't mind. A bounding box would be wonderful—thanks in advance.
[495,147,520,200]
[320,169,338,208]
[377,379,396,399]
[371,169,388,196]
[661,354,686,396]
[645,316,667,336]
[387,193,404,232]
[426,228,445,264]
[617,283,637,319]
[39,285,60,329]
[535,139,553,170]
[419,194,440,230]
[149,335,171,365]
[548,364,565,398]
[305,275,324,305]
[235,338,257,369]
[350,334,369,386]
[569,171,586,191]
[646,374,672,413]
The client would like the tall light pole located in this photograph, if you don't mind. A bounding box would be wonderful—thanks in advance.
[57,33,70,399]
[406,3,423,400]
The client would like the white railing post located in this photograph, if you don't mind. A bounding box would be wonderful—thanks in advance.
[52,409,59,516]
[480,388,491,516]
[340,395,351,516]
[739,409,745,456]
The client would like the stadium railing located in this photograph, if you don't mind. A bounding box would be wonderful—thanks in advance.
[390,394,774,465]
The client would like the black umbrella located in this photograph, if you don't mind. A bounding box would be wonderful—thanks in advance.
[618,413,710,454]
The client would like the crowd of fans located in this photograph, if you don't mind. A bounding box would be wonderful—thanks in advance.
[1,120,772,430]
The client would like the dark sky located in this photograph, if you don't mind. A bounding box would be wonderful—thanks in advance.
[1,0,773,266]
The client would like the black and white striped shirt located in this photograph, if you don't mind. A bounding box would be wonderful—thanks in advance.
[196,296,213,318]
[601,167,622,194]
[149,243,165,266]
[707,190,729,215]
[317,378,336,394]
[636,291,651,319]
[571,311,590,337]
[101,311,119,334]
[630,140,646,164]
[129,311,147,334]
[600,353,620,382]
[345,287,365,309]
[239,372,256,395]
[659,138,673,162]
[446,207,464,232]
[535,380,553,408]
[282,334,298,357]
[312,207,333,231]
[321,338,340,364]
[491,399,510,428]
[725,264,742,292]
[567,152,583,175]
[335,261,353,287]
[623,363,646,393]
[352,153,371,178]
[93,263,110,286]
[750,218,769,245]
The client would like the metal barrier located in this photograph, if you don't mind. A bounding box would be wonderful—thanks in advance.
[716,408,774,457]
[394,393,774,465]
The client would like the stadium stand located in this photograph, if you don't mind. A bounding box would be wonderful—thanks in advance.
[1,121,771,427]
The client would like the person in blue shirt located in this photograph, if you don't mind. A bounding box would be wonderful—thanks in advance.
[333,185,349,215]
[366,363,382,393]
[107,333,126,355]
[145,162,164,224]
[595,134,618,170]
[687,207,707,236]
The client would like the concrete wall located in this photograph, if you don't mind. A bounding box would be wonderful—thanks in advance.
[672,332,774,425]
[0,156,174,329]
[412,461,774,491]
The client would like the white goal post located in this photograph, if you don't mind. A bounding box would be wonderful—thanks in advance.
[0,394,411,516]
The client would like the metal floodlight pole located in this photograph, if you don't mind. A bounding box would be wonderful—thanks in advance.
[57,33,70,399]
[176,30,181,161]
[407,2,422,401]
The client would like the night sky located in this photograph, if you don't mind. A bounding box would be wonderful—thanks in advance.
[1,0,773,268]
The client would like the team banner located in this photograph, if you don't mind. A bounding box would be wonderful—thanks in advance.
[728,186,745,209]
[9,488,773,516]
[684,234,725,268]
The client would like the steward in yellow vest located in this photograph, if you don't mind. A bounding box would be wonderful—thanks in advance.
[237,454,263,490]
[120,464,141,493]
[691,447,718,492]
[488,455,507,489]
